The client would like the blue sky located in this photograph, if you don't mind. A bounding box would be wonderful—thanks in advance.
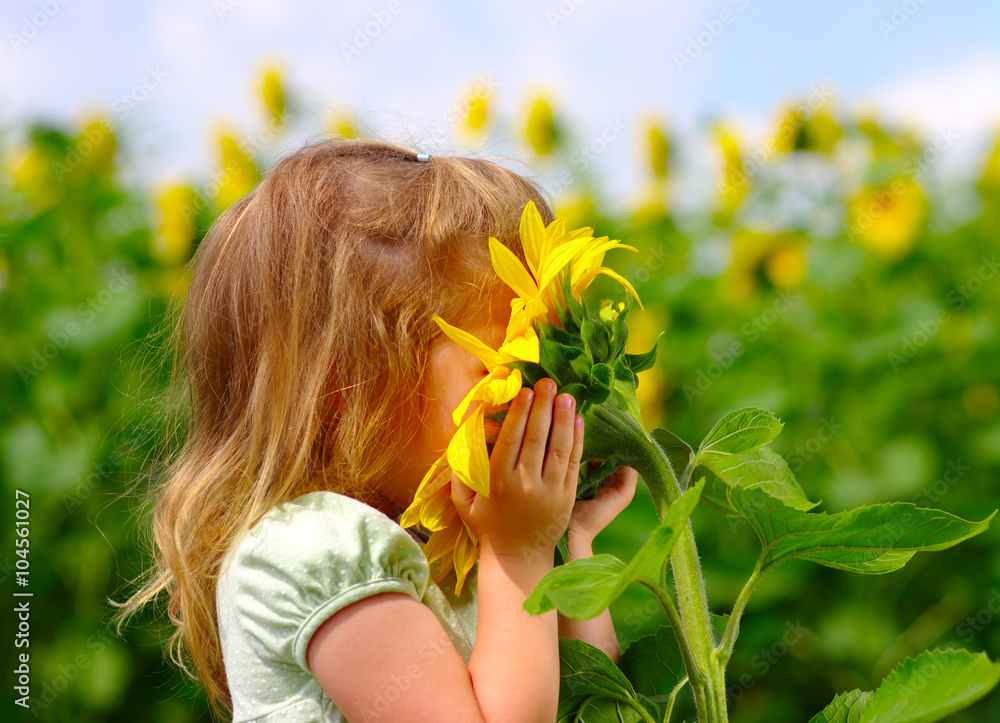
[3,0,998,211]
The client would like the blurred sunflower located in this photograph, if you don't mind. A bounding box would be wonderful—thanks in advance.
[846,176,926,260]
[525,94,561,157]
[258,64,287,128]
[976,129,1000,196]
[213,132,259,211]
[772,100,842,154]
[401,200,640,594]
[152,185,198,265]
[455,79,495,145]
[722,230,808,305]
[714,126,748,221]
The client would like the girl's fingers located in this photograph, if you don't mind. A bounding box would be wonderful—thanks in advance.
[450,470,476,522]
[541,392,578,485]
[563,413,585,491]
[517,378,557,477]
[490,387,534,473]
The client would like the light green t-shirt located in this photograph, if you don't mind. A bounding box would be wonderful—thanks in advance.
[216,490,478,722]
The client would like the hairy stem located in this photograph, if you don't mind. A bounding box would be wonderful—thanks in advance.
[717,561,764,665]
[640,579,705,687]
[581,404,727,722]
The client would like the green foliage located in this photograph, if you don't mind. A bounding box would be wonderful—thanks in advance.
[528,400,997,721]
[526,481,704,619]
[809,649,1000,723]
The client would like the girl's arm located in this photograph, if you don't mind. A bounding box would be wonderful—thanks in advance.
[557,536,623,663]
[309,379,583,722]
[557,466,639,663]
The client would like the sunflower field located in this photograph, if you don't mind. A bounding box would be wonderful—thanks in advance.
[1,68,998,721]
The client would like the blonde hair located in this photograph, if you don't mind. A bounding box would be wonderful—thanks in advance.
[107,138,555,719]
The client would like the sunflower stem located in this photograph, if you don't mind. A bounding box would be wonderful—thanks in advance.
[582,403,726,723]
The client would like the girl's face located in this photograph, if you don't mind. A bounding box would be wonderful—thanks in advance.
[380,292,515,516]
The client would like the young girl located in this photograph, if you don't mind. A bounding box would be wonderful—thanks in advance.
[110,138,638,722]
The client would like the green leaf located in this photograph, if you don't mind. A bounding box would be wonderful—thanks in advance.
[729,485,995,573]
[559,696,645,723]
[650,427,693,482]
[624,331,663,373]
[698,447,819,516]
[697,407,783,456]
[617,626,686,700]
[525,481,704,619]
[808,649,1000,723]
[558,638,637,701]
[809,690,873,723]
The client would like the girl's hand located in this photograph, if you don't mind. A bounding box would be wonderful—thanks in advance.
[567,465,638,549]
[451,377,583,561]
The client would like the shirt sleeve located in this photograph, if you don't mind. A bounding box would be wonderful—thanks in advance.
[228,490,430,676]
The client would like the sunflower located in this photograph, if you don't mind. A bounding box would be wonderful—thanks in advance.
[400,200,641,595]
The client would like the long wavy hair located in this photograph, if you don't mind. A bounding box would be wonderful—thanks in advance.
[107,137,554,719]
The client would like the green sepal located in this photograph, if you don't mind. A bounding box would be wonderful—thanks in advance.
[580,294,611,363]
[624,331,663,373]
[504,360,548,388]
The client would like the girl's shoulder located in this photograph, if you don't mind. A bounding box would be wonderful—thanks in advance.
[218,489,433,673]
[233,489,424,568]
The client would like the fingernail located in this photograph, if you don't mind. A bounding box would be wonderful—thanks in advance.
[575,415,583,431]
[521,388,533,403]
[557,394,574,410]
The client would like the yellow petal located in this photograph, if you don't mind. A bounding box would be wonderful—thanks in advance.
[452,525,479,595]
[451,374,492,427]
[423,519,461,565]
[400,452,449,528]
[498,329,540,364]
[519,200,546,278]
[575,267,644,310]
[447,406,491,498]
[479,368,522,406]
[433,314,503,370]
[537,234,596,290]
[489,237,539,300]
